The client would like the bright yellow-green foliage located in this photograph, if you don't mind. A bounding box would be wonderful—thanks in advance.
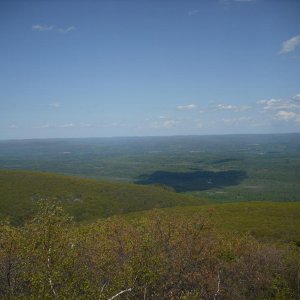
[1,170,300,299]
[0,170,206,224]
[145,202,300,245]
[1,201,299,299]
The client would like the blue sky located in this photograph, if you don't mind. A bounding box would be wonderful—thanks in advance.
[1,0,300,139]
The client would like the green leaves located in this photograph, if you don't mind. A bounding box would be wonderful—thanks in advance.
[0,201,299,299]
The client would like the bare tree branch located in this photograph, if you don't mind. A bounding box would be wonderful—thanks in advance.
[213,272,221,300]
[47,246,57,298]
[107,288,132,300]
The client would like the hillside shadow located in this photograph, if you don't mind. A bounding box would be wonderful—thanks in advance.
[135,170,247,192]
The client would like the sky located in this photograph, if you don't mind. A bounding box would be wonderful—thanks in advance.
[0,0,300,139]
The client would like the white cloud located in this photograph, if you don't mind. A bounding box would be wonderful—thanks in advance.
[60,123,75,128]
[176,104,197,110]
[33,124,53,129]
[32,25,75,34]
[257,98,300,110]
[217,104,234,110]
[33,122,93,129]
[292,94,300,101]
[216,103,250,112]
[222,117,252,125]
[275,110,296,121]
[151,117,178,129]
[8,124,18,129]
[188,9,199,16]
[274,110,300,122]
[57,26,76,34]
[32,24,54,32]
[49,102,61,108]
[161,119,177,128]
[279,35,300,54]
[78,123,92,128]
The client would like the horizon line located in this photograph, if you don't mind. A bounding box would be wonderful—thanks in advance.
[1,131,300,142]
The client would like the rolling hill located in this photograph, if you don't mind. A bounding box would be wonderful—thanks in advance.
[0,170,206,224]
[151,202,300,244]
[1,169,299,245]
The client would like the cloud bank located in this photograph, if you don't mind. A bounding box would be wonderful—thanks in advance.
[257,98,300,110]
[274,111,300,122]
[215,103,250,112]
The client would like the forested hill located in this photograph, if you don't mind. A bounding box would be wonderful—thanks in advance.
[0,170,206,224]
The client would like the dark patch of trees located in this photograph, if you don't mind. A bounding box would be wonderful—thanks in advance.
[136,170,247,192]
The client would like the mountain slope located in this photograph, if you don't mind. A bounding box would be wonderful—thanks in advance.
[149,202,300,244]
[0,170,206,224]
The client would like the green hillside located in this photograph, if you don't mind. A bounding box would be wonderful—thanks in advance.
[150,202,300,244]
[1,170,300,299]
[0,170,206,224]
[1,170,299,244]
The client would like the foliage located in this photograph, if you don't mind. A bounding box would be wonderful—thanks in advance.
[0,170,205,225]
[160,202,300,244]
[0,201,299,299]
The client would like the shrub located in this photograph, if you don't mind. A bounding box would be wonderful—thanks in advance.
[0,201,299,299]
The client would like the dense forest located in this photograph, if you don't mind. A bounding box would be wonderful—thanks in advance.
[1,200,299,299]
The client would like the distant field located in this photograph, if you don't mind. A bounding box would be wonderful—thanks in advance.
[0,134,300,202]
[0,170,205,225]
